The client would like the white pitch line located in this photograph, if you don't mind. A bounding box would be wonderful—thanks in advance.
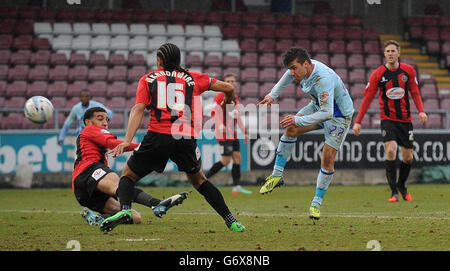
[1,209,449,221]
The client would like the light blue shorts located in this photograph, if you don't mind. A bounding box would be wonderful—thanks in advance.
[297,107,352,151]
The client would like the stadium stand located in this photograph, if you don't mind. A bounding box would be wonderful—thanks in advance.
[0,2,448,130]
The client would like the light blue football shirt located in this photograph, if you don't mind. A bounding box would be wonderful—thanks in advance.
[269,59,354,127]
[58,100,113,142]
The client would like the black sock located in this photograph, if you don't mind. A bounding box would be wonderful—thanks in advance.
[397,161,412,193]
[231,163,241,186]
[196,180,236,227]
[134,187,161,208]
[117,176,135,210]
[205,161,225,178]
[385,160,398,196]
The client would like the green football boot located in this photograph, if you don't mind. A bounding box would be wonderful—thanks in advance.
[259,175,284,194]
[99,209,133,232]
[229,221,245,232]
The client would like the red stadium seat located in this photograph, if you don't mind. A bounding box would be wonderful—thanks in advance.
[241,12,259,24]
[328,27,345,40]
[423,98,440,109]
[1,113,24,129]
[222,55,240,67]
[258,39,276,53]
[311,40,328,54]
[28,65,49,81]
[66,81,88,97]
[107,81,127,97]
[276,39,293,53]
[310,25,328,40]
[313,54,329,65]
[204,66,222,78]
[348,54,365,69]
[48,65,68,81]
[240,82,259,98]
[127,65,146,82]
[240,68,258,82]
[295,39,311,52]
[88,81,107,97]
[257,25,276,39]
[30,50,50,65]
[89,54,107,66]
[204,54,221,67]
[222,67,241,81]
[32,37,51,50]
[345,27,363,40]
[26,81,48,97]
[88,66,108,81]
[258,53,276,68]
[240,53,258,68]
[425,114,442,129]
[126,82,138,98]
[7,65,28,80]
[50,53,68,65]
[107,65,127,82]
[51,97,66,109]
[108,53,127,66]
[10,50,31,64]
[423,27,440,41]
[127,54,146,66]
[258,67,277,83]
[47,81,67,97]
[330,54,347,69]
[0,49,10,64]
[349,69,366,84]
[109,112,124,129]
[106,97,126,109]
[185,54,202,67]
[12,35,33,49]
[240,25,258,39]
[335,68,348,84]
[6,81,27,97]
[0,64,8,80]
[68,65,88,81]
[350,83,366,99]
[0,34,13,49]
[240,39,258,52]
[278,98,297,110]
[329,40,346,54]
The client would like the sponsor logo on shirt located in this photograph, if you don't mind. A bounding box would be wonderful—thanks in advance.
[386,87,405,100]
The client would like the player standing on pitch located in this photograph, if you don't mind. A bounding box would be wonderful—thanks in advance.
[101,43,245,232]
[257,47,354,221]
[73,107,187,227]
[352,40,428,202]
[205,74,252,195]
[58,89,113,145]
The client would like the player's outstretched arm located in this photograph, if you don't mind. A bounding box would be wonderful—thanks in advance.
[111,102,146,157]
[210,80,235,104]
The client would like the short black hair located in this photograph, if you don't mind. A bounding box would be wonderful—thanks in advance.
[83,107,107,125]
[282,47,312,67]
[157,43,182,71]
[80,89,91,95]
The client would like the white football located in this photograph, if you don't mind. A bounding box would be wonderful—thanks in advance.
[24,96,54,124]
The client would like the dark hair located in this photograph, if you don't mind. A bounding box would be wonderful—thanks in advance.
[80,89,90,95]
[157,43,185,72]
[383,39,400,51]
[83,107,107,125]
[282,47,311,67]
[223,73,237,80]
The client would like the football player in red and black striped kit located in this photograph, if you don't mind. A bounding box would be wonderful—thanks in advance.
[73,107,173,226]
[101,43,245,232]
[353,40,428,202]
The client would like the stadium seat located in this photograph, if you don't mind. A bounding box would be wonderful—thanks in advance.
[240,39,258,52]
[106,97,126,109]
[422,27,439,41]
[28,65,49,81]
[328,27,345,40]
[32,37,51,50]
[107,81,127,97]
[295,39,311,51]
[110,35,129,51]
[258,53,276,68]
[13,35,33,49]
[345,27,363,40]
[276,39,293,54]
[203,25,222,38]
[91,35,110,51]
[240,25,258,39]
[0,64,8,80]
[109,112,124,129]
[185,37,204,51]
[1,112,24,129]
[240,67,258,82]
[349,69,366,84]
[258,67,277,83]
[329,40,346,54]
[30,50,50,65]
[71,35,91,51]
[26,81,47,97]
[425,114,442,129]
[311,40,328,54]
[440,98,450,109]
[50,52,68,65]
[7,65,28,81]
[0,34,13,49]
[10,50,31,64]
[222,55,240,67]
[278,98,297,110]
[47,81,67,97]
[111,23,129,36]
[423,98,440,109]
[126,82,138,98]
[257,25,276,39]
[88,81,107,97]
[203,66,222,78]
[127,65,146,82]
[88,66,108,81]
[240,52,258,68]
[274,25,294,40]
[48,65,68,81]
[68,65,88,81]
[204,54,222,67]
[348,54,365,69]
[313,54,329,65]
[107,65,127,82]
[346,40,363,54]
[0,49,10,64]
[72,22,91,35]
[240,82,259,98]
[89,53,107,66]
[350,83,366,99]
[222,67,241,80]
[66,81,88,98]
[420,84,437,99]
[365,54,382,69]
[5,81,27,97]
[335,68,348,84]
[330,54,347,68]
[222,25,240,40]
[258,39,276,53]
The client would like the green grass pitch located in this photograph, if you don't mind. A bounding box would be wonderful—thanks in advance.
[0,184,448,251]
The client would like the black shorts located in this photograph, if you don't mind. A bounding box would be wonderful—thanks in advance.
[127,131,201,177]
[73,162,114,214]
[380,119,414,149]
[219,140,240,156]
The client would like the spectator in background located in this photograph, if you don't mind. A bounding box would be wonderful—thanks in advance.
[58,89,113,145]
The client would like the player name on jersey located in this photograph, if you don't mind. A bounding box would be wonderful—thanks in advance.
[146,70,195,86]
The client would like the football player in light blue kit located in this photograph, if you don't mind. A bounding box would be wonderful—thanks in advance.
[258,47,354,220]
[58,89,113,145]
